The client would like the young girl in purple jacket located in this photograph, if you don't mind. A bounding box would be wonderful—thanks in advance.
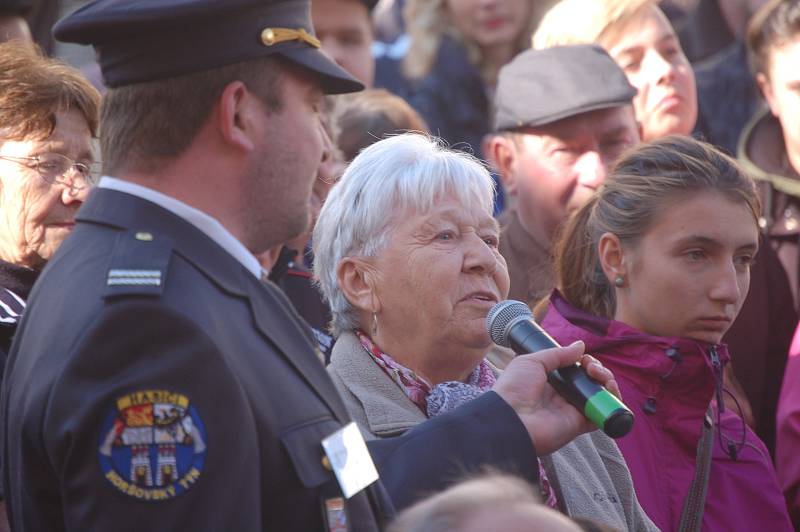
[540,135,793,532]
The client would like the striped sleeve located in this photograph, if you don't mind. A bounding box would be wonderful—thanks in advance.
[0,288,25,325]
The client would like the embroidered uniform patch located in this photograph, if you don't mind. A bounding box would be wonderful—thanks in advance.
[98,389,208,501]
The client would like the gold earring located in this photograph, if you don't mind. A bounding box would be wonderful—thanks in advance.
[371,312,378,337]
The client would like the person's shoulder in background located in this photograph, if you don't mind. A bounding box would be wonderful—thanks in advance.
[694,41,761,154]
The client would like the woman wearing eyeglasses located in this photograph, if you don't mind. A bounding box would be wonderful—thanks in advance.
[0,42,99,361]
[538,136,792,531]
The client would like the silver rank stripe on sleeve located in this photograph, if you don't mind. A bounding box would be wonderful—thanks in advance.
[107,269,162,286]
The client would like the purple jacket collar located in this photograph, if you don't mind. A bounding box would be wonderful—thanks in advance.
[542,291,792,532]
[546,290,730,381]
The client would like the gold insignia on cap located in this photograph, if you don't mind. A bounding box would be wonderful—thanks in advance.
[260,27,321,49]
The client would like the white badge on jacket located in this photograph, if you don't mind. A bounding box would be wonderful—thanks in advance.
[322,422,379,498]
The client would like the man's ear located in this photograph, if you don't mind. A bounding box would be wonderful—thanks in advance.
[756,72,779,117]
[598,232,627,285]
[485,134,519,195]
[337,257,380,313]
[216,81,259,152]
[624,105,642,143]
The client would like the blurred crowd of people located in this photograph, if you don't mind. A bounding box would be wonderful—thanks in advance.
[1,0,800,530]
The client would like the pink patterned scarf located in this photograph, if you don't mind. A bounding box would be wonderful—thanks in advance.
[354,329,559,509]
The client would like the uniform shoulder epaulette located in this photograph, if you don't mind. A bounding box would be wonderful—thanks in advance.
[0,287,25,326]
[103,230,173,299]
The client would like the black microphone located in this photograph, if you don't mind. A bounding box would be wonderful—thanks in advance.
[487,300,634,439]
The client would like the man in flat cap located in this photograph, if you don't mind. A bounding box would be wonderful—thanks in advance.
[486,45,641,306]
[1,1,616,531]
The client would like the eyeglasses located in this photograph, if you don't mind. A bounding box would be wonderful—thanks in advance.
[0,153,99,190]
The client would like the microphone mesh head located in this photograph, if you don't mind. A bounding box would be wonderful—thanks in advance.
[486,300,533,347]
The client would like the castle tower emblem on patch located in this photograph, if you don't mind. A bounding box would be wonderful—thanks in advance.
[98,390,208,501]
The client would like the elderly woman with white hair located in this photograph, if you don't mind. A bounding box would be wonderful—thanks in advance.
[313,133,657,531]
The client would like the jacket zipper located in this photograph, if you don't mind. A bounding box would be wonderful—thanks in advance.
[709,345,725,413]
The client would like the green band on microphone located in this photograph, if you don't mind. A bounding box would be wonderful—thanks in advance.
[584,389,626,428]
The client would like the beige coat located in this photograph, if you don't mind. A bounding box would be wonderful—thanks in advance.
[328,331,659,531]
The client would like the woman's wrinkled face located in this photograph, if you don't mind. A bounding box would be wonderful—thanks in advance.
[608,5,697,141]
[371,194,510,351]
[613,191,759,344]
[446,0,532,51]
[0,109,92,269]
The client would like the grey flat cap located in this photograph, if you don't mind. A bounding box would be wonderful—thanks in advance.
[494,44,636,131]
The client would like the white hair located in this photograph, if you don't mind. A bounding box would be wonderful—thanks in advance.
[313,133,495,336]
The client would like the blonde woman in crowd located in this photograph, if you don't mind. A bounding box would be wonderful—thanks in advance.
[533,0,697,142]
[389,0,546,211]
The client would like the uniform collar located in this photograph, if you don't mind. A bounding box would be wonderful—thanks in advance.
[98,177,263,278]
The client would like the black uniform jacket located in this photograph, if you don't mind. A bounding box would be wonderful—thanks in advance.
[1,188,537,531]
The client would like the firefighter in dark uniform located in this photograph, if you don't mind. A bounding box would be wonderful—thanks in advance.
[0,1,616,530]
